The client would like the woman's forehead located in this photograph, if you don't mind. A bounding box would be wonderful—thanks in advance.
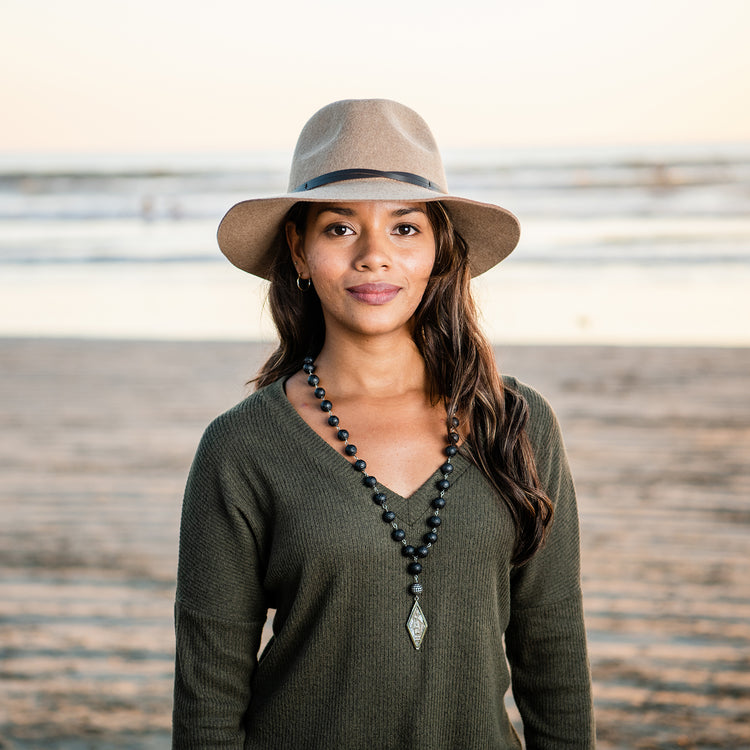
[308,200,428,219]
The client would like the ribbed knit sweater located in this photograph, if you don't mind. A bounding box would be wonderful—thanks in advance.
[172,376,595,749]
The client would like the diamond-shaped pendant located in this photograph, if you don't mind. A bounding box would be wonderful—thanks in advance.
[406,599,428,650]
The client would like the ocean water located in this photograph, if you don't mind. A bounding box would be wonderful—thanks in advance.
[1,144,748,344]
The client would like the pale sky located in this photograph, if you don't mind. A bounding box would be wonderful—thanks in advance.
[2,0,749,152]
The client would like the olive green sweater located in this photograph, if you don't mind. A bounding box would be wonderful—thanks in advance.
[173,377,594,749]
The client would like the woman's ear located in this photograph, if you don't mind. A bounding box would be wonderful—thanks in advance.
[286,221,307,275]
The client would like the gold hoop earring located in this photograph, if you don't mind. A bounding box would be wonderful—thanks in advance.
[296,274,312,292]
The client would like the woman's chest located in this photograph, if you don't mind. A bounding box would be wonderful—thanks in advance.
[258,453,517,596]
[294,394,454,498]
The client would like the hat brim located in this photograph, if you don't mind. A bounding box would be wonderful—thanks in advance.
[217,178,520,280]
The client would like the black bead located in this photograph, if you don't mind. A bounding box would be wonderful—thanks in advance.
[437,479,450,491]
[307,374,319,386]
[328,415,340,427]
[303,362,315,373]
[451,416,460,428]
[416,545,430,558]
[373,492,386,505]
[427,515,442,528]
[363,475,377,488]
[353,459,366,471]
[407,561,423,575]
[445,444,458,457]
[382,510,396,523]
[320,400,332,412]
[402,545,416,557]
[313,387,325,399]
[392,528,406,542]
[303,356,314,364]
[337,429,349,441]
[424,532,438,544]
[440,462,454,474]
[345,444,358,456]
[432,496,446,509]
[450,432,460,444]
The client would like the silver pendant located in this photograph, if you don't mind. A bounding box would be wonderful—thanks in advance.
[406,599,428,650]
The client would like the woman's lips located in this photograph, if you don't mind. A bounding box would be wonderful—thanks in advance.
[346,283,402,305]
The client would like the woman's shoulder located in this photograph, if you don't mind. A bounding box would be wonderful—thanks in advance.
[501,374,563,449]
[501,375,573,502]
[502,374,557,424]
[198,378,288,451]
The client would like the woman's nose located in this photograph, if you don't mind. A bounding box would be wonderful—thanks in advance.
[353,230,391,270]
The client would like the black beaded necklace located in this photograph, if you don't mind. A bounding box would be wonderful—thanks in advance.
[302,357,459,651]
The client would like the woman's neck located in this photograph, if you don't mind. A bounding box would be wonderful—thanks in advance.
[313,331,428,400]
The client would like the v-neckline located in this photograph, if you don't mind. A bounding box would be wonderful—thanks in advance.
[274,378,469,526]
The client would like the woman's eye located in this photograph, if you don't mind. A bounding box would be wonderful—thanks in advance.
[395,224,418,236]
[326,224,353,237]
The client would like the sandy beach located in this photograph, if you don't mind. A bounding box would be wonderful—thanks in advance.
[1,338,749,749]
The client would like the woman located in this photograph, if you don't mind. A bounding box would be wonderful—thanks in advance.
[173,99,595,748]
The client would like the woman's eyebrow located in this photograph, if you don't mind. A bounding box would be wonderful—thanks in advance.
[317,206,356,217]
[315,206,426,219]
[392,207,426,217]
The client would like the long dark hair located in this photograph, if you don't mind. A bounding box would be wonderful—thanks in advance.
[255,201,553,565]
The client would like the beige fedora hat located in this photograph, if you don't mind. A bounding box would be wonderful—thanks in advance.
[217,99,520,278]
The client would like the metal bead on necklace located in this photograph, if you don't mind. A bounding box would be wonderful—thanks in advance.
[302,357,459,651]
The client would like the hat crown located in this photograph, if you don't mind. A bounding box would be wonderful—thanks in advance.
[288,99,448,194]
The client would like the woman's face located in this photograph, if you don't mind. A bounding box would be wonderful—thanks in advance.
[287,201,436,341]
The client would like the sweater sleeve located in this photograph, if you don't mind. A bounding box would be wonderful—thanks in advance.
[172,415,269,749]
[503,382,595,749]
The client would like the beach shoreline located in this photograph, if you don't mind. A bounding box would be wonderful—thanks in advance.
[1,338,749,749]
[2,257,750,348]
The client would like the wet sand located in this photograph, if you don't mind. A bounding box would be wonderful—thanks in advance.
[1,339,748,749]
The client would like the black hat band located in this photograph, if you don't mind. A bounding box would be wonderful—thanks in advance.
[293,168,444,194]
